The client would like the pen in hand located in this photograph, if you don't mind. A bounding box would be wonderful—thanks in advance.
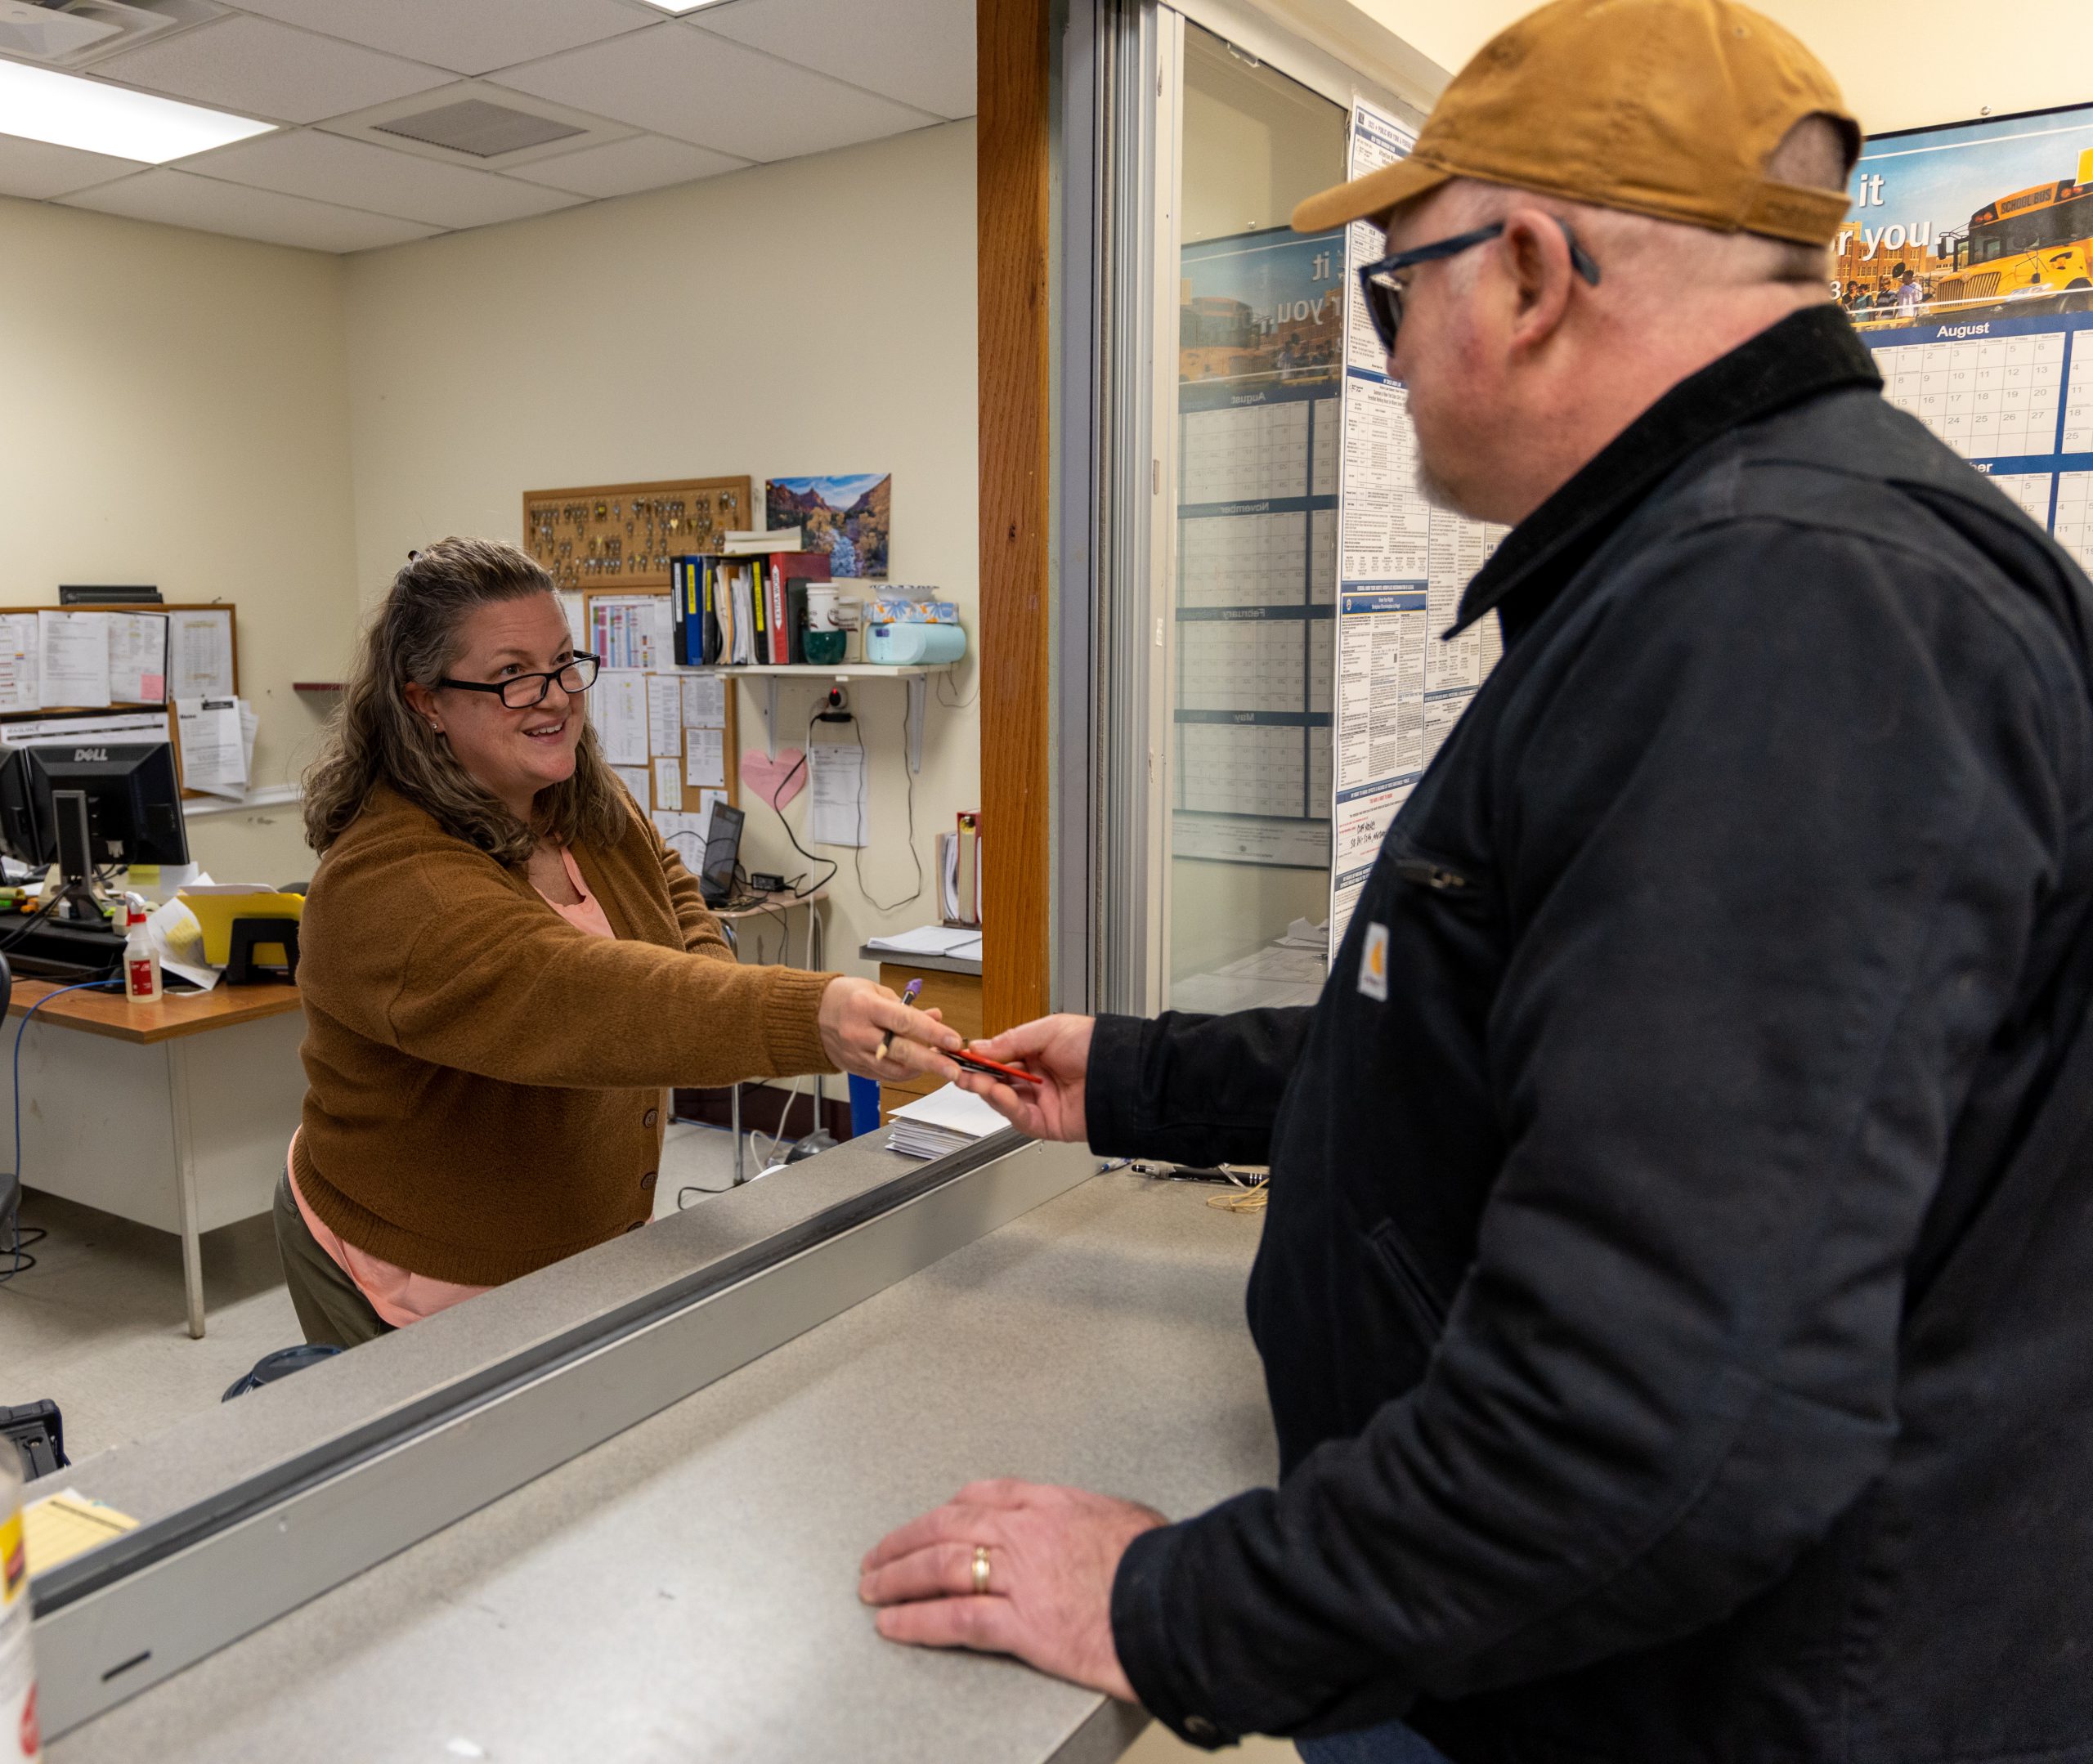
[876,976,924,1063]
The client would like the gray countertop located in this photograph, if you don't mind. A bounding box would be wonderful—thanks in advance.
[49,1162,1276,1764]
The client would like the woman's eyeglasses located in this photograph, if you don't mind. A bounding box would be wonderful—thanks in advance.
[435,653,601,710]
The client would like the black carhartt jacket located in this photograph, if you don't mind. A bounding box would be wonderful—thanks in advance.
[1099,305,2093,1762]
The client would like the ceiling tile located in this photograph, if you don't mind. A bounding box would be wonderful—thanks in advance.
[505,132,745,199]
[61,167,441,252]
[221,0,652,79]
[182,128,584,229]
[92,16,450,126]
[697,0,975,121]
[491,22,935,163]
[0,135,145,199]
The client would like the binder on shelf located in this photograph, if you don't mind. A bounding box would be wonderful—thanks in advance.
[771,551,828,666]
[701,557,723,665]
[767,566,787,664]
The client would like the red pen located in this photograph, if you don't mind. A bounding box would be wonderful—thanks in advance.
[952,1047,1042,1087]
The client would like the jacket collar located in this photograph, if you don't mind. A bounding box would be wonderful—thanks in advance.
[1449,303,1881,638]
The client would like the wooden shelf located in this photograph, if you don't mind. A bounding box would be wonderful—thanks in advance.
[701,665,942,678]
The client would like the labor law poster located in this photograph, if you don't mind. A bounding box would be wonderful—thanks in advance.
[1327,101,1504,950]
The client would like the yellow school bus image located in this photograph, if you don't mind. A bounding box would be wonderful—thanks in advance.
[1934,146,2093,316]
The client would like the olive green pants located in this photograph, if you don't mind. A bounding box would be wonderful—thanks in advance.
[271,1170,392,1350]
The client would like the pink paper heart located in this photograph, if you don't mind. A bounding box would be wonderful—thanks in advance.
[741,746,806,810]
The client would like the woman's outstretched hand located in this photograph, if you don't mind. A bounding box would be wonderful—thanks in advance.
[950,1014,1094,1143]
[818,977,964,1085]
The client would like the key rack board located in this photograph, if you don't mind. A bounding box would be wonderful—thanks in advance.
[524,476,754,592]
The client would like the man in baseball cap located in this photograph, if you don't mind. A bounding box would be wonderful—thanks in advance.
[866,4,2093,1761]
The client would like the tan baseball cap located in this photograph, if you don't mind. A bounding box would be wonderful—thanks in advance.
[1292,0,1857,245]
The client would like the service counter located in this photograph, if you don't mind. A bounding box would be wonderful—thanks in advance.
[34,1132,1276,1763]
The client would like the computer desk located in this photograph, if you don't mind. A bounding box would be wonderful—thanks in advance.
[2,978,304,1339]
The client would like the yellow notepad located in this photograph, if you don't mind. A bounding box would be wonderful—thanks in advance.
[23,1490,138,1574]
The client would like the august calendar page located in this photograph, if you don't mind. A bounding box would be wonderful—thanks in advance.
[1841,102,2093,571]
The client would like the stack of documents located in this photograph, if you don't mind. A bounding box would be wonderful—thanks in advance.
[864,925,983,961]
[885,1083,1010,1161]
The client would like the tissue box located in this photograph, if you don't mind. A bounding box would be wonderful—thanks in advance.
[864,592,958,626]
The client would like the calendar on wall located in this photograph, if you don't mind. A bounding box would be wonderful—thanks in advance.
[1844,103,2093,571]
[1172,227,1344,870]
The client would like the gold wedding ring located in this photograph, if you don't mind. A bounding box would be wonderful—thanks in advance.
[970,1544,992,1596]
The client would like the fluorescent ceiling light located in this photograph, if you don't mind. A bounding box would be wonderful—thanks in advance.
[0,57,271,163]
[636,0,733,11]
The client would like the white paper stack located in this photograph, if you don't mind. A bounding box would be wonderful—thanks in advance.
[885,1083,1011,1161]
[864,924,984,960]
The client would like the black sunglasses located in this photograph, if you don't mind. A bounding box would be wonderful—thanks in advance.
[436,652,601,710]
[1356,217,1602,353]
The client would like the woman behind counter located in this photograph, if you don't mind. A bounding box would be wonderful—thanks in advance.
[276,537,960,1348]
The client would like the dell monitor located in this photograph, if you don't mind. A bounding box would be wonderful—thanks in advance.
[0,741,190,873]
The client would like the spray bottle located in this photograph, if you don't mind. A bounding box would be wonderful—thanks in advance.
[122,893,161,1005]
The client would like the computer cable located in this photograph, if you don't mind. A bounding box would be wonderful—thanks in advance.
[0,976,122,1283]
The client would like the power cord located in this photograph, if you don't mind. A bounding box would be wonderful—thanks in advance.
[849,692,924,915]
[1,977,123,1284]
[752,905,821,1168]
[752,710,840,899]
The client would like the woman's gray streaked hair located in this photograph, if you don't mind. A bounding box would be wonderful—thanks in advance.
[302,536,628,864]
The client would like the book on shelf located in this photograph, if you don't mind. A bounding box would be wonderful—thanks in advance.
[720,526,803,554]
[943,812,981,927]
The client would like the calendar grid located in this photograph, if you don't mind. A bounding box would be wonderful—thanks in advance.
[1865,311,2093,580]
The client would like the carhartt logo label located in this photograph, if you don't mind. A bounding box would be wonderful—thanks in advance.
[1358,922,1389,1001]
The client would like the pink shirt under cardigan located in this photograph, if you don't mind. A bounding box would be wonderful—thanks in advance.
[289,846,620,1328]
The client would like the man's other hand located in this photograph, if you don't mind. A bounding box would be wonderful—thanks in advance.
[952,1014,1095,1141]
[860,1478,1165,1700]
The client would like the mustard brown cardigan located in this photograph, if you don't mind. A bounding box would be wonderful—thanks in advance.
[293,785,837,1286]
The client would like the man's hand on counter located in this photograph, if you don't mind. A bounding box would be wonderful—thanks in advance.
[951,1014,1094,1141]
[859,1478,1163,1701]
[820,976,964,1084]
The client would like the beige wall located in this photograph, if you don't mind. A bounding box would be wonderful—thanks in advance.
[340,120,979,974]
[0,196,358,883]
[1347,0,2093,135]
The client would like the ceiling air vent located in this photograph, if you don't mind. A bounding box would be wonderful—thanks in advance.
[327,81,634,171]
[374,98,585,160]
[0,0,218,65]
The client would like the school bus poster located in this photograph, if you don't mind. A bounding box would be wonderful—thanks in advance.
[1840,102,2093,328]
[1846,103,2093,575]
